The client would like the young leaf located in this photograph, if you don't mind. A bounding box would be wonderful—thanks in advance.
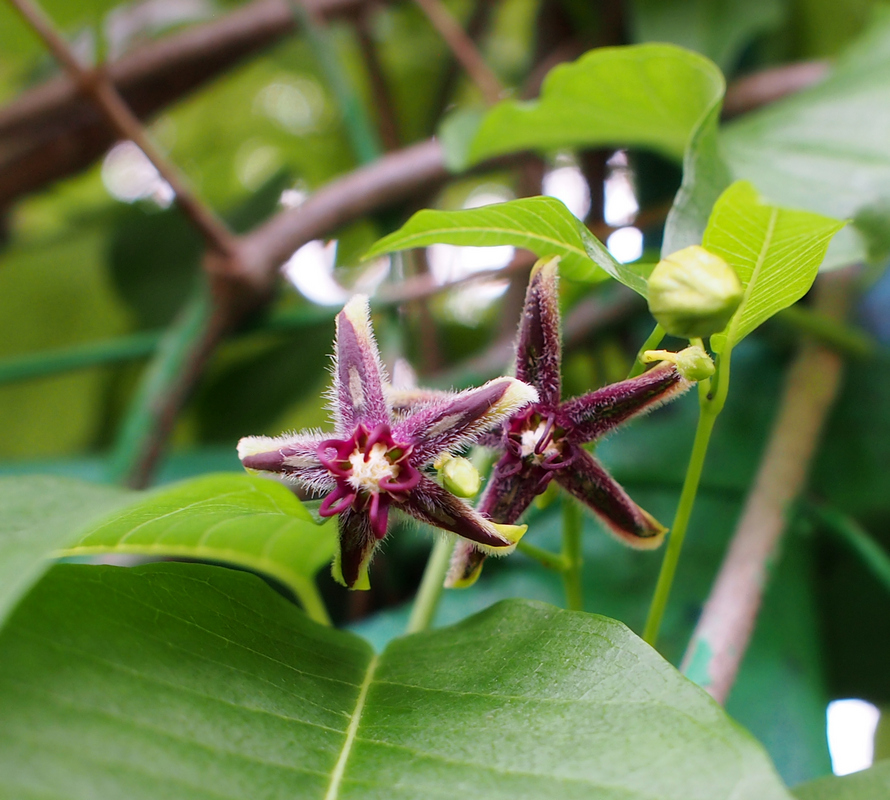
[702,181,845,349]
[791,761,890,799]
[721,9,890,269]
[0,562,793,800]
[467,44,724,167]
[63,473,336,621]
[364,195,653,292]
[0,476,131,627]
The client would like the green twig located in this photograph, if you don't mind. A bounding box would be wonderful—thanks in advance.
[643,349,730,646]
[105,289,213,486]
[0,305,335,388]
[405,534,455,634]
[805,504,890,593]
[516,540,569,571]
[561,498,584,611]
[628,323,665,378]
[0,332,159,386]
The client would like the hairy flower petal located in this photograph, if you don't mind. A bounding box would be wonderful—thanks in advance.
[555,445,667,549]
[515,257,562,406]
[404,475,524,553]
[237,432,333,492]
[395,377,538,465]
[333,295,389,433]
[331,507,376,589]
[560,363,690,443]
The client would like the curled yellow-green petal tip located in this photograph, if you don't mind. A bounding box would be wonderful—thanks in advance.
[332,550,371,591]
[449,558,485,589]
[491,522,528,546]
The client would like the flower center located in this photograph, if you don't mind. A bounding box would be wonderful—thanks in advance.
[519,421,561,462]
[347,442,400,493]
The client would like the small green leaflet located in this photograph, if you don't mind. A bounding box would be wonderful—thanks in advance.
[364,196,653,294]
[702,181,845,349]
[63,472,336,623]
[791,761,890,799]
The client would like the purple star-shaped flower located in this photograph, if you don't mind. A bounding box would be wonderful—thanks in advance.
[448,258,692,586]
[238,295,537,589]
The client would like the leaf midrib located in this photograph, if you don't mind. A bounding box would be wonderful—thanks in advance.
[324,653,379,800]
[726,207,779,347]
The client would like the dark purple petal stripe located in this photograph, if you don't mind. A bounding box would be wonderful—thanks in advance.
[334,301,388,432]
[515,258,562,406]
[554,445,666,548]
[403,476,513,549]
[395,380,511,465]
[561,363,688,443]
[336,507,377,589]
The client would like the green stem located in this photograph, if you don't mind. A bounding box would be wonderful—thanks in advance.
[0,331,159,386]
[517,540,569,571]
[105,288,212,484]
[807,504,890,593]
[642,404,718,646]
[642,341,735,648]
[561,498,584,611]
[294,578,333,627]
[0,305,336,388]
[405,535,455,634]
[628,323,665,378]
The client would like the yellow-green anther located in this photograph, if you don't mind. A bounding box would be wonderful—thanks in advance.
[643,345,715,382]
[647,245,743,338]
[437,454,482,498]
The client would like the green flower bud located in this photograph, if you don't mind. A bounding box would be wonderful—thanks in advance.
[436,454,482,498]
[647,245,743,338]
[643,345,715,382]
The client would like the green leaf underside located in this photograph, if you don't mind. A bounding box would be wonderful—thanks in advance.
[791,761,890,799]
[0,476,131,627]
[702,182,845,347]
[63,473,337,607]
[364,196,653,292]
[721,8,890,268]
[468,44,724,165]
[0,563,793,800]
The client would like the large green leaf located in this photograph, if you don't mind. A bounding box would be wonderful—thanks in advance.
[792,761,890,799]
[0,561,793,800]
[0,476,130,626]
[64,473,336,623]
[721,8,890,268]
[702,181,845,349]
[467,44,725,166]
[364,196,653,292]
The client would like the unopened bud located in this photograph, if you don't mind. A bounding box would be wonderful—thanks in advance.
[643,345,715,382]
[436,454,482,498]
[647,245,742,338]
